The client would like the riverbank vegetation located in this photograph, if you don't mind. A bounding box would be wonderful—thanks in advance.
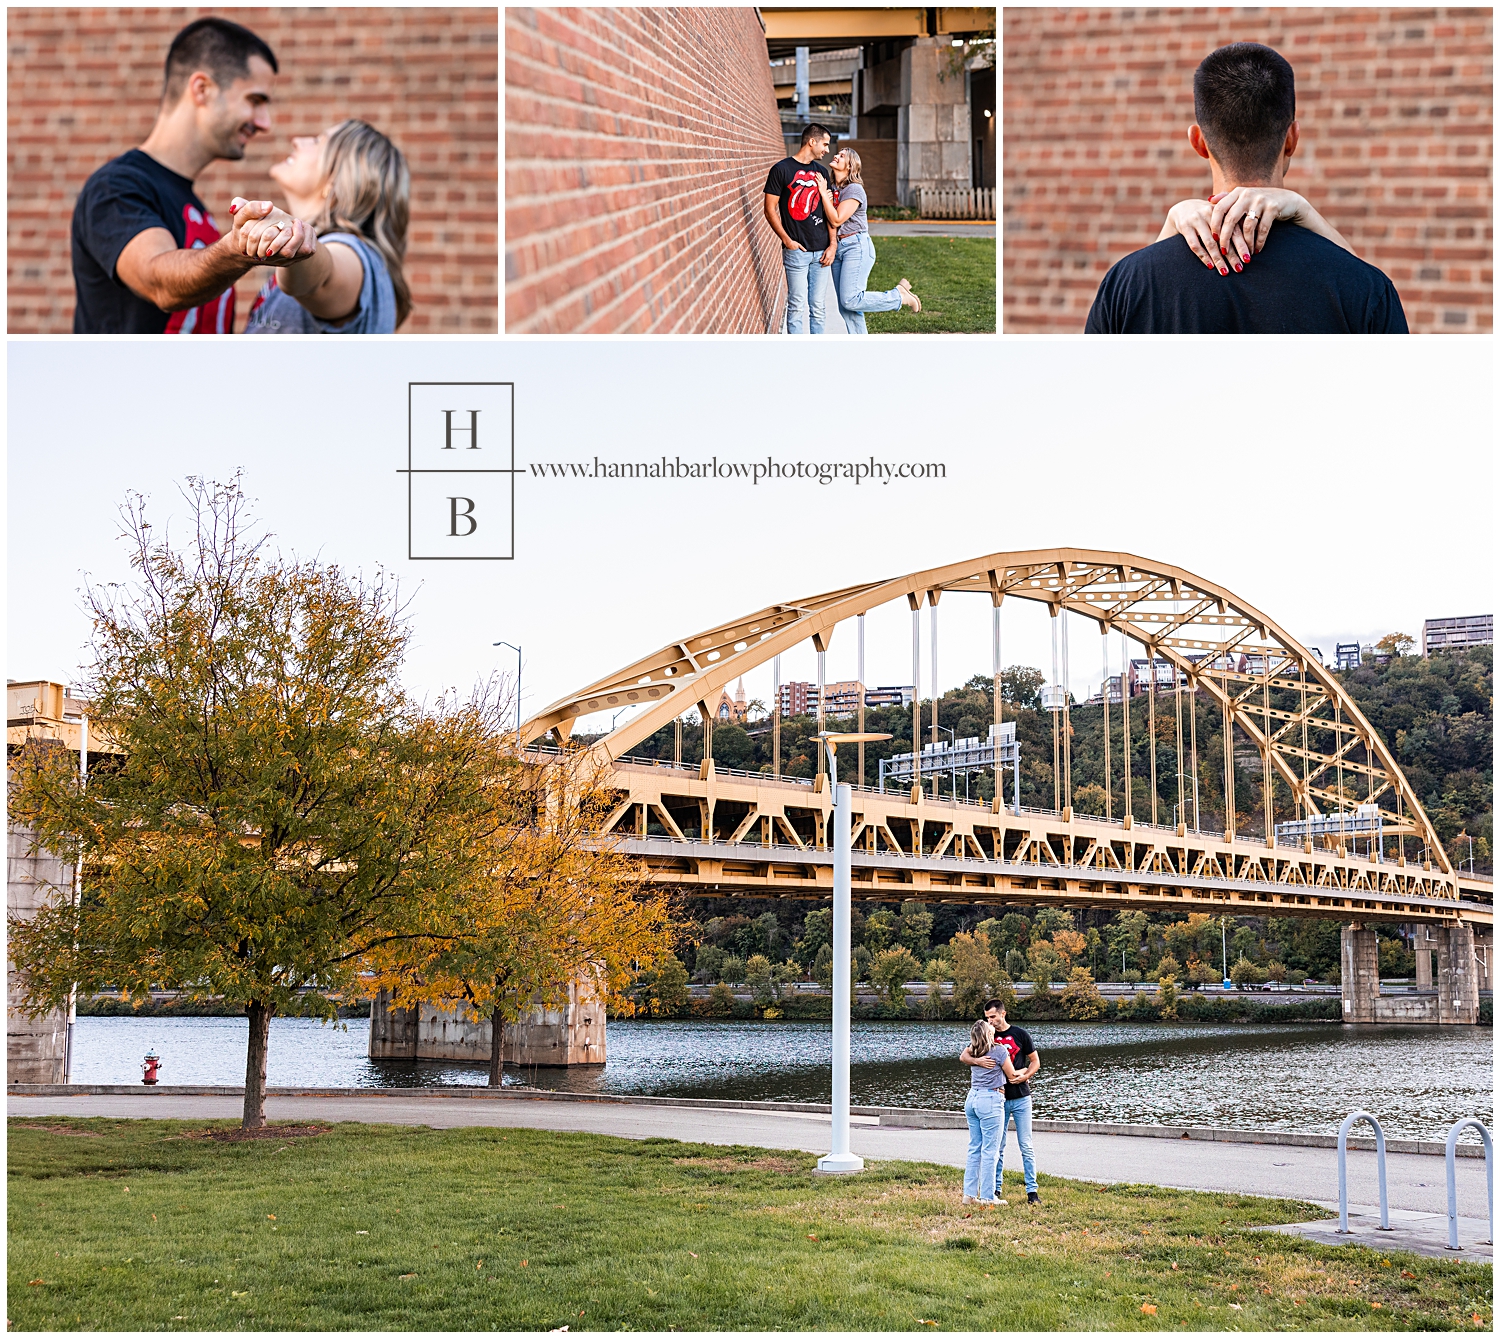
[9,1118,1490,1332]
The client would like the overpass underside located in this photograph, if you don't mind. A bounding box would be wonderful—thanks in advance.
[605,759,1490,929]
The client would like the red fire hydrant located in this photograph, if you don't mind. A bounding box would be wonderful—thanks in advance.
[142,1051,162,1086]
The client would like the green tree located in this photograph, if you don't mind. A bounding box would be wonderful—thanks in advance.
[1229,956,1265,990]
[922,957,951,1018]
[705,982,735,1016]
[949,931,1006,1017]
[798,908,832,966]
[1072,782,1108,816]
[1185,957,1218,990]
[1027,941,1066,993]
[897,901,933,959]
[1265,960,1288,984]
[1157,973,1179,1019]
[812,942,834,990]
[6,481,528,1130]
[745,954,776,1007]
[1156,953,1183,982]
[1061,966,1106,1020]
[870,947,922,1007]
[863,909,898,954]
[647,955,690,1016]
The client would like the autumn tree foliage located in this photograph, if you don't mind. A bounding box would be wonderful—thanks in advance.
[8,480,674,1124]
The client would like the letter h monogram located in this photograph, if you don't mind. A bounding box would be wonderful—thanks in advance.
[443,409,481,450]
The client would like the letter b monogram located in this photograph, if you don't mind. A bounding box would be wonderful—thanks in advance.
[449,497,477,536]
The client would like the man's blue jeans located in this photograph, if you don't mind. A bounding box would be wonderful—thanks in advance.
[830,233,903,333]
[995,1094,1038,1196]
[963,1088,1003,1202]
[782,245,830,334]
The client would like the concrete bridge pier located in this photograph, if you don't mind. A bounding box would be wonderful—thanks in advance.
[1340,924,1380,1023]
[1435,923,1480,1025]
[368,984,605,1068]
[1345,922,1483,1024]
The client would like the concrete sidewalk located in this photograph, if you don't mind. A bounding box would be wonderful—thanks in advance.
[11,1090,1490,1226]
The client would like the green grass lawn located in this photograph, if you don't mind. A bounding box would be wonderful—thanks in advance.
[8,1117,1492,1331]
[864,235,995,334]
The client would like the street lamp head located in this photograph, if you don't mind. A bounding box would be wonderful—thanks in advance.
[816,732,891,747]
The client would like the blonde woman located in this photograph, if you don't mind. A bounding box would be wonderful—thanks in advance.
[233,120,410,332]
[817,148,921,333]
[960,1018,1024,1205]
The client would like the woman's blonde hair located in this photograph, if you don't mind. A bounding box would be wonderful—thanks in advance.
[837,147,864,185]
[312,119,412,327]
[969,1018,993,1057]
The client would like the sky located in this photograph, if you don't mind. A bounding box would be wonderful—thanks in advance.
[7,336,1492,735]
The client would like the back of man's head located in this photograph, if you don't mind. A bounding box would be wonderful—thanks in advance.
[1193,42,1295,181]
[163,17,278,104]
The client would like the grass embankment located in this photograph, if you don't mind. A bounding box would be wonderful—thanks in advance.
[9,1118,1491,1331]
[865,235,995,334]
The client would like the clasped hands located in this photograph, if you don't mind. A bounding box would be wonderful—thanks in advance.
[227,196,318,266]
[1163,186,1308,274]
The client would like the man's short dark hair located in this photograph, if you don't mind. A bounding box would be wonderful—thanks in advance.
[800,123,833,148]
[1193,42,1296,181]
[163,18,279,103]
[983,997,1007,1015]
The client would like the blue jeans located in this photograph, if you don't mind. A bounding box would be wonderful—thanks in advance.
[830,233,903,333]
[782,246,831,334]
[964,1088,1003,1201]
[995,1094,1038,1196]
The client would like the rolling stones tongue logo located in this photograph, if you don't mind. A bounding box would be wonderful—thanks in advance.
[164,202,235,334]
[786,169,823,221]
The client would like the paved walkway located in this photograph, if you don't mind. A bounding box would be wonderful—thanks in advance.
[868,221,995,238]
[11,1091,1489,1228]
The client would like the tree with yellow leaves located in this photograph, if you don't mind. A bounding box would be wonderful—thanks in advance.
[364,750,679,1084]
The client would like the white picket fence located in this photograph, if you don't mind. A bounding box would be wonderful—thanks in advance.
[917,186,995,220]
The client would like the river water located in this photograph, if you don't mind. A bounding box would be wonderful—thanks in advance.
[66,1016,1492,1141]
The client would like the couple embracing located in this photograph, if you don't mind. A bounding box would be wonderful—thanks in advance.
[959,997,1041,1207]
[763,124,923,334]
[71,17,409,334]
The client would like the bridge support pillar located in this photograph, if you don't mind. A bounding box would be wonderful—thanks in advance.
[1340,923,1379,1024]
[1413,925,1434,990]
[1435,923,1480,1025]
[367,981,606,1066]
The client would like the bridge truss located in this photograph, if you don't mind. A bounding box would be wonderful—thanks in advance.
[523,550,1490,928]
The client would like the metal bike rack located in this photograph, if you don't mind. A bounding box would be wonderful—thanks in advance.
[1444,1118,1493,1251]
[1337,1110,1390,1233]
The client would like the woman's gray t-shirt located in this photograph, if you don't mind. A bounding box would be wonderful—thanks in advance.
[969,1051,1008,1091]
[244,232,397,334]
[836,182,869,239]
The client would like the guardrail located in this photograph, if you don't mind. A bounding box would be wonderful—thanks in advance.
[1337,1110,1391,1233]
[1445,1118,1493,1250]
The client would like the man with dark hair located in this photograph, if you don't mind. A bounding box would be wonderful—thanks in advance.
[71,17,315,332]
[763,123,837,333]
[962,997,1041,1203]
[1086,42,1407,334]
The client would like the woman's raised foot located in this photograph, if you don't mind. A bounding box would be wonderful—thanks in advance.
[898,284,922,313]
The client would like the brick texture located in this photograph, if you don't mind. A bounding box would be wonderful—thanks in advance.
[8,7,498,332]
[506,6,789,334]
[1004,8,1492,333]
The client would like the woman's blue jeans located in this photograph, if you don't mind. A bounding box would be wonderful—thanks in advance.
[963,1088,1003,1201]
[831,233,904,333]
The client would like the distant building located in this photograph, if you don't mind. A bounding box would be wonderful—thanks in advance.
[1126,658,1184,696]
[712,678,749,723]
[1335,643,1362,673]
[776,681,914,718]
[1423,614,1492,656]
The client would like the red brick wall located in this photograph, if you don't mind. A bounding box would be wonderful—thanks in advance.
[506,7,789,334]
[1004,7,1493,333]
[8,7,497,332]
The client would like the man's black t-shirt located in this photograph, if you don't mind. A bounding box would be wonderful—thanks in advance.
[995,1024,1035,1100]
[763,156,832,252]
[1084,224,1408,334]
[71,148,236,334]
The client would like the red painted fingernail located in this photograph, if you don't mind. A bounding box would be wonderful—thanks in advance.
[1242,253,1250,262]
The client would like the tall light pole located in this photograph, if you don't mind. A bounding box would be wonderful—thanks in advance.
[493,641,522,744]
[815,729,889,1176]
